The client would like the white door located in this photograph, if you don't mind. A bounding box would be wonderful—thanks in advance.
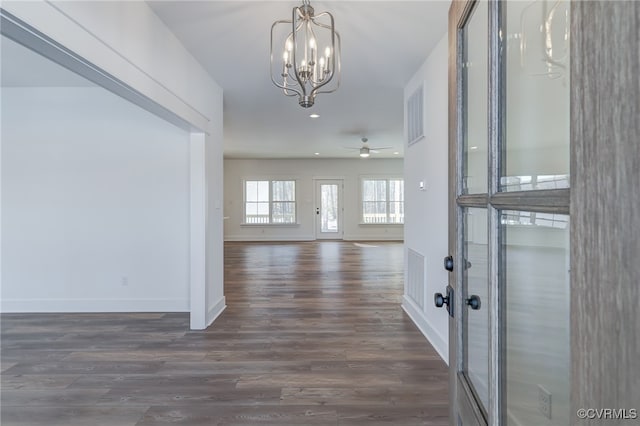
[315,180,343,240]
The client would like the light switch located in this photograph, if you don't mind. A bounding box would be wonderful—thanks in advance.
[419,181,426,191]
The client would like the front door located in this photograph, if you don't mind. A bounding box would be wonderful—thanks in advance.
[315,180,343,240]
[444,1,639,425]
[443,0,572,424]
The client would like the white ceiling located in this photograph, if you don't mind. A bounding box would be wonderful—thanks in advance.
[147,1,449,159]
[1,1,449,159]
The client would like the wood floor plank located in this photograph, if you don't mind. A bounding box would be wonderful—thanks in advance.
[62,350,208,362]
[1,241,449,425]
[1,388,109,406]
[0,406,148,426]
[1,374,80,390]
[95,386,283,406]
[138,405,339,425]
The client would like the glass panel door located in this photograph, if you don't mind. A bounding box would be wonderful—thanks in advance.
[446,1,571,425]
[315,180,343,239]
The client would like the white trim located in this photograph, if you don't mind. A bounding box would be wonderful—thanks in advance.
[224,235,316,242]
[358,223,405,227]
[402,295,449,364]
[0,298,189,313]
[190,133,207,330]
[204,296,227,329]
[240,223,300,227]
[343,234,404,241]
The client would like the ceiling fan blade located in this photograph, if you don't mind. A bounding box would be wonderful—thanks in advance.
[370,146,393,150]
[370,150,380,154]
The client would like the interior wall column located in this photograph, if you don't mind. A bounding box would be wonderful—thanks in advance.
[190,132,207,329]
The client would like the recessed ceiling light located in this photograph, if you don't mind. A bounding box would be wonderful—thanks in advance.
[470,146,478,150]
[394,152,400,155]
[314,152,320,156]
[309,114,320,118]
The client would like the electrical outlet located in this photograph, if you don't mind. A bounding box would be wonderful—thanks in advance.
[121,276,129,287]
[538,385,552,419]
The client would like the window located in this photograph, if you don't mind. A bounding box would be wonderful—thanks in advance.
[361,178,404,224]
[244,180,296,224]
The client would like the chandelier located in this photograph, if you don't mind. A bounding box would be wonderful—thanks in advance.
[270,0,341,108]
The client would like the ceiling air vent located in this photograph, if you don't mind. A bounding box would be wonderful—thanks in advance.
[406,84,424,146]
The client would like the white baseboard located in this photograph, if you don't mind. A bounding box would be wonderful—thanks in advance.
[402,295,449,364]
[205,296,226,328]
[0,298,189,313]
[224,235,404,242]
[343,235,404,241]
[224,235,315,242]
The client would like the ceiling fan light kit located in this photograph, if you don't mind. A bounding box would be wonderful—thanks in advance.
[270,0,341,108]
[344,137,394,158]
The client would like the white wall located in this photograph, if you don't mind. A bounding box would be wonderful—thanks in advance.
[1,87,190,312]
[402,34,450,362]
[205,98,225,324]
[2,1,216,130]
[2,1,225,328]
[224,158,404,241]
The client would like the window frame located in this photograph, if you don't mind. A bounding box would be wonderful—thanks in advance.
[359,176,405,225]
[242,178,298,225]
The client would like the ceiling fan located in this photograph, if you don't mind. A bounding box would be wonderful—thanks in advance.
[344,137,393,158]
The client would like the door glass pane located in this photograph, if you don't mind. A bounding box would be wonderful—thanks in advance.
[503,211,570,425]
[320,184,338,233]
[502,0,570,191]
[462,0,489,195]
[463,207,489,410]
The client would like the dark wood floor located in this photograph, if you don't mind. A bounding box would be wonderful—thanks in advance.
[1,241,448,425]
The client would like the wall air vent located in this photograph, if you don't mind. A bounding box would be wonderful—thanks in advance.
[407,248,425,309]
[407,84,424,146]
